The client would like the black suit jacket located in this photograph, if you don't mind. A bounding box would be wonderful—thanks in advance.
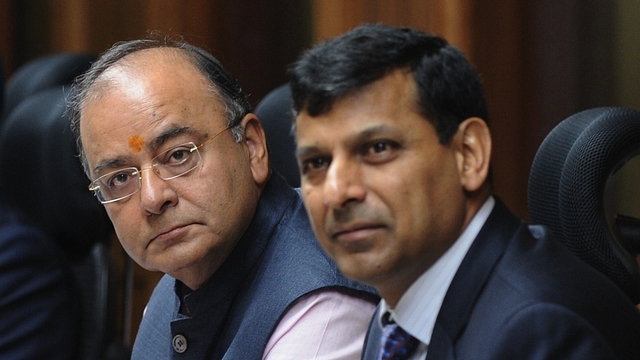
[363,199,640,359]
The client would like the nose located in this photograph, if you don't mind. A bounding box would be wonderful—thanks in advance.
[138,167,178,215]
[322,156,366,209]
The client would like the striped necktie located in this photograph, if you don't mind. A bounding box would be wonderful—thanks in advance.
[378,312,420,360]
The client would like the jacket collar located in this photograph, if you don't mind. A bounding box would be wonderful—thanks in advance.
[427,198,524,359]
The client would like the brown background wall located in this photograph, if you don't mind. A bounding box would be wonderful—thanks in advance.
[1,0,631,346]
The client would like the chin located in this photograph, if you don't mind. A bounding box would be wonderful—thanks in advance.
[334,255,380,284]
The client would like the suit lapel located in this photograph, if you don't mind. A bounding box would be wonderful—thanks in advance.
[427,198,523,359]
[362,306,383,360]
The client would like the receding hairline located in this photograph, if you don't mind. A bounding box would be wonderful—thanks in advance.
[82,46,211,103]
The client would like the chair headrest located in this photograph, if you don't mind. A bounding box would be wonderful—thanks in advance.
[2,52,96,120]
[528,107,640,303]
[254,84,300,188]
[0,87,113,260]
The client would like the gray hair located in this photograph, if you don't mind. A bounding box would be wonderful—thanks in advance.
[68,36,251,177]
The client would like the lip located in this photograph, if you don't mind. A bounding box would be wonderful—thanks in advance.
[330,222,386,243]
[149,223,191,245]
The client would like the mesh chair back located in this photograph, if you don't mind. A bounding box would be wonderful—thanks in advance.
[528,107,640,303]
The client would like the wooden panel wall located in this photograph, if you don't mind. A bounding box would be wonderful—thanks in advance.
[313,0,472,51]
[0,1,17,77]
[5,0,312,104]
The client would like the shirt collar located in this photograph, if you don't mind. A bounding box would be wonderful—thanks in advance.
[378,196,495,345]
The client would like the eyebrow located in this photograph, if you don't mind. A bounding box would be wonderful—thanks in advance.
[146,126,197,152]
[91,125,199,176]
[92,156,133,177]
[296,124,393,159]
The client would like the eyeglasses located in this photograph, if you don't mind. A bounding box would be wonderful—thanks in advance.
[89,126,230,204]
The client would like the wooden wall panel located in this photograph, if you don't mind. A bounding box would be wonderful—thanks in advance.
[0,1,17,76]
[426,0,472,54]
[312,0,471,53]
[51,0,90,51]
[470,0,527,218]
[139,0,218,47]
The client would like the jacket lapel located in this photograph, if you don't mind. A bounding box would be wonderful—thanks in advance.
[427,198,523,359]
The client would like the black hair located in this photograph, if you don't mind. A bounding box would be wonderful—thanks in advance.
[288,23,489,144]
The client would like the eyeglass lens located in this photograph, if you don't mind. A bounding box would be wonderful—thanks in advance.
[93,142,201,203]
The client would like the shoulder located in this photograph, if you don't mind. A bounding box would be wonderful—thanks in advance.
[464,301,639,360]
[259,184,338,276]
[145,274,178,312]
[463,225,640,359]
[262,189,374,292]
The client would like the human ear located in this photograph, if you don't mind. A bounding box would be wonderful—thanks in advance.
[455,117,492,192]
[240,113,270,185]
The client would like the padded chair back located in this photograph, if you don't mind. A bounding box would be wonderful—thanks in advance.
[1,55,4,117]
[254,84,300,187]
[0,53,130,359]
[0,88,112,257]
[528,107,640,303]
[2,52,95,121]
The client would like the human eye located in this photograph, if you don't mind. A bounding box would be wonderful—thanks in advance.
[300,156,331,176]
[103,169,136,190]
[362,140,400,163]
[160,144,195,167]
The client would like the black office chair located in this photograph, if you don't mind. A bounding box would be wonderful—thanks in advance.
[2,52,95,121]
[254,84,300,188]
[0,55,131,359]
[528,107,640,304]
[1,55,5,117]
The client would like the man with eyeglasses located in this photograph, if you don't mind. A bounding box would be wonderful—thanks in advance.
[67,37,378,359]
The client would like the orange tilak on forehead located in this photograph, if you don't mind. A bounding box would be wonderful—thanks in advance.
[128,135,145,153]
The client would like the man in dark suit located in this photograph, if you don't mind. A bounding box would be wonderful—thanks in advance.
[289,23,640,359]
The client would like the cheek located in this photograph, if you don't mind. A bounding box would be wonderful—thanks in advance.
[106,208,145,260]
[106,207,133,238]
[302,188,328,235]
[195,163,260,237]
[384,166,439,231]
[302,187,324,218]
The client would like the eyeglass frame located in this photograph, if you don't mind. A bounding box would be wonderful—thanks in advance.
[88,126,231,204]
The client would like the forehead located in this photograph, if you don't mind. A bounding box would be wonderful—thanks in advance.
[80,48,227,172]
[295,70,427,143]
[85,47,214,107]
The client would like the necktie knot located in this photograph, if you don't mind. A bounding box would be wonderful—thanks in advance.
[378,312,420,360]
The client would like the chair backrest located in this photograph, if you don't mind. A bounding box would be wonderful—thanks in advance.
[0,53,130,359]
[528,107,640,304]
[0,87,112,256]
[1,55,4,117]
[2,52,95,121]
[254,84,300,188]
